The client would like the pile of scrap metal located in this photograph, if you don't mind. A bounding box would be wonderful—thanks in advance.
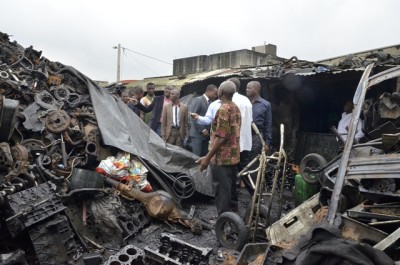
[0,31,208,265]
[235,64,400,264]
[243,49,400,79]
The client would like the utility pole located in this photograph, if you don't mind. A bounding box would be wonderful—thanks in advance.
[113,44,121,83]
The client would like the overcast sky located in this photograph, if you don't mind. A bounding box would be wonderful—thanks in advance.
[2,0,399,83]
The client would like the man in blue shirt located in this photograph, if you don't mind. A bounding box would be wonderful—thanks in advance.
[245,81,272,195]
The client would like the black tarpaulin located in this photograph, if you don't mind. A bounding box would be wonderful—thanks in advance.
[62,66,213,197]
[277,224,394,265]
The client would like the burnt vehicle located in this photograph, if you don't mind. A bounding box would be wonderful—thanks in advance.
[264,64,400,264]
[300,64,400,196]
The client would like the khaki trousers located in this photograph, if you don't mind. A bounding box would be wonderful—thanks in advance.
[166,127,182,147]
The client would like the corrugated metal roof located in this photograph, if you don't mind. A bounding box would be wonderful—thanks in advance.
[126,68,241,90]
[126,66,368,90]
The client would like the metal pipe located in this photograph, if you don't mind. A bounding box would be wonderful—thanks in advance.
[60,134,68,168]
[277,150,288,220]
[265,124,285,227]
[330,126,346,145]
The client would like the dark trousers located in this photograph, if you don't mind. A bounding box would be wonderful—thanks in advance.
[241,134,263,196]
[155,122,161,136]
[238,151,251,172]
[190,136,209,157]
[210,164,238,215]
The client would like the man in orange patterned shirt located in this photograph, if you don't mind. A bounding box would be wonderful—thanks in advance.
[197,81,241,215]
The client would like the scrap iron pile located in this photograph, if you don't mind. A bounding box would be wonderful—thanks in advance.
[0,32,207,265]
[3,29,400,265]
[238,65,400,265]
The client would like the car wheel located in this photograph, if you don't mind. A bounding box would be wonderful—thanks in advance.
[300,153,327,184]
[215,212,248,250]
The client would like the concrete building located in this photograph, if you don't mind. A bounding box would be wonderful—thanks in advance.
[173,44,282,76]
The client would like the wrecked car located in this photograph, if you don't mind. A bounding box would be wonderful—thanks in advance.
[263,64,400,264]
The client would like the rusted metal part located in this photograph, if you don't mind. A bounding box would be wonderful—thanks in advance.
[4,160,32,182]
[45,110,71,133]
[364,202,400,216]
[104,245,145,265]
[48,75,62,86]
[245,123,287,243]
[267,198,390,250]
[341,215,388,244]
[313,206,329,224]
[63,131,84,146]
[144,233,212,265]
[246,123,268,240]
[10,144,29,161]
[236,243,268,265]
[105,177,202,235]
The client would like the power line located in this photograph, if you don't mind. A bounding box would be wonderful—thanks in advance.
[123,49,161,76]
[123,47,173,65]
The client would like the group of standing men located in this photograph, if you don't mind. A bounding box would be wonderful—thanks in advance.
[194,78,272,215]
[123,83,188,146]
[123,78,272,217]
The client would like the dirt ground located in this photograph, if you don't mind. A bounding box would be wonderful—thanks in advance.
[122,185,296,264]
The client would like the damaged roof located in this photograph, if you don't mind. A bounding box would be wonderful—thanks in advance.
[126,68,242,90]
[126,44,400,91]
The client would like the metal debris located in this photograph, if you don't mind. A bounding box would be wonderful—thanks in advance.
[0,31,214,264]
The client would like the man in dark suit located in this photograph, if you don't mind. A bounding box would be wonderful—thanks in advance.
[188,84,218,156]
[135,85,173,136]
[161,89,188,147]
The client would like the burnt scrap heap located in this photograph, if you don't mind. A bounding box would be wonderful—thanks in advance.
[0,31,214,265]
[2,30,400,265]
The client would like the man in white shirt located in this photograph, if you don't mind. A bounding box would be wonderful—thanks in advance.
[337,101,364,143]
[193,79,253,153]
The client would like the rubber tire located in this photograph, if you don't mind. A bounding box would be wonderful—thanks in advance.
[215,212,249,250]
[300,153,327,184]
[244,204,270,241]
